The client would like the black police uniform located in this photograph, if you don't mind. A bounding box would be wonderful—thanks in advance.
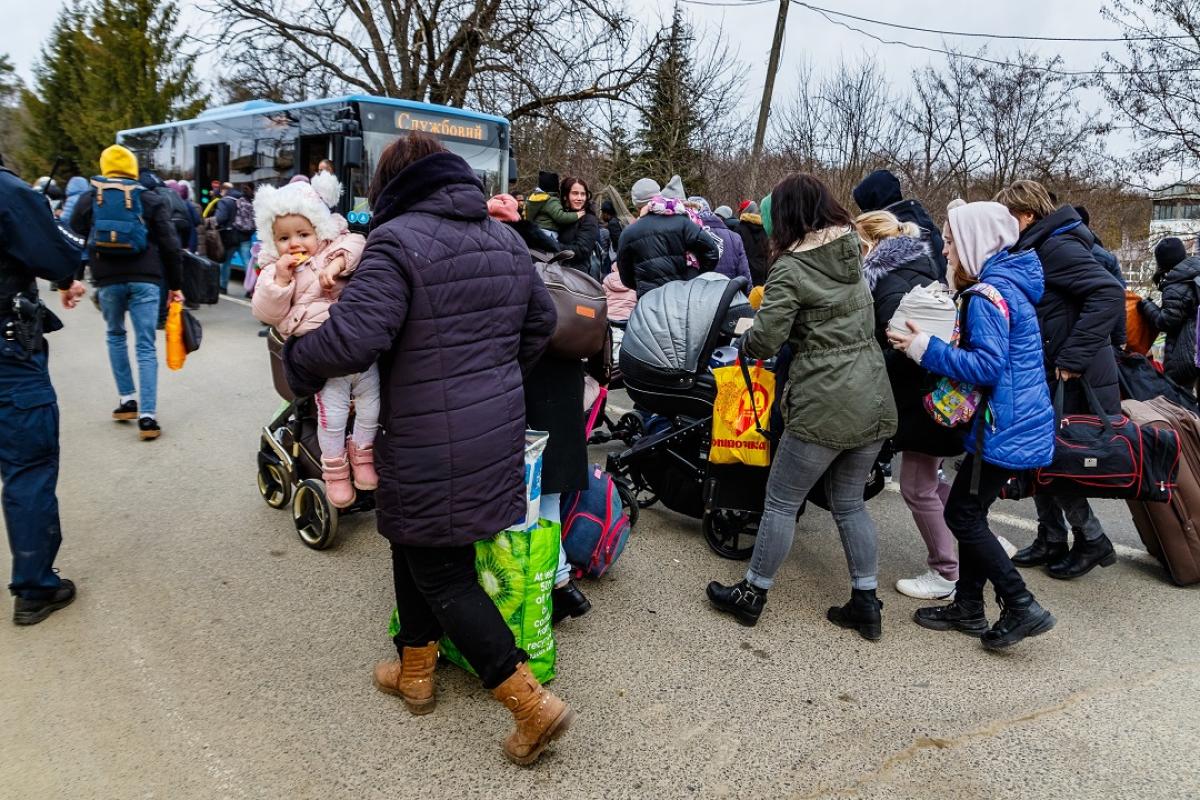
[0,165,84,618]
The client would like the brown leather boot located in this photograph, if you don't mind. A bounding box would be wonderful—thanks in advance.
[372,642,439,715]
[491,662,575,765]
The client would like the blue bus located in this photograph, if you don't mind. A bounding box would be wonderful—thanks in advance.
[117,95,512,219]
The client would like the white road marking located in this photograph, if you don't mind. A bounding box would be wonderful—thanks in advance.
[219,293,253,308]
[883,481,1155,564]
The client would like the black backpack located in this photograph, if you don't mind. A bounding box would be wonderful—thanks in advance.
[157,187,191,232]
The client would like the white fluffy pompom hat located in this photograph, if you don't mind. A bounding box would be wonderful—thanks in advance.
[254,171,345,261]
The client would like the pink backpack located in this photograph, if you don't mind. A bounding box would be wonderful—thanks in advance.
[561,464,632,579]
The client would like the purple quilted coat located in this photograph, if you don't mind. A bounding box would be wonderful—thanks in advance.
[283,152,557,547]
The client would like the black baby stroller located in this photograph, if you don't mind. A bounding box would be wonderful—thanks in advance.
[256,328,375,549]
[606,276,885,560]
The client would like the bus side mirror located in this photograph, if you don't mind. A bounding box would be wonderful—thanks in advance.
[508,154,519,188]
[341,136,364,170]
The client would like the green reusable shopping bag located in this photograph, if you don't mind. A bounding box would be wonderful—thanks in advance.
[388,519,559,684]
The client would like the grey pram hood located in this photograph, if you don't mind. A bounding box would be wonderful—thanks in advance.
[622,275,749,376]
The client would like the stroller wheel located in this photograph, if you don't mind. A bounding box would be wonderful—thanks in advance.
[703,510,758,561]
[615,412,644,445]
[257,450,292,509]
[292,479,339,550]
[614,477,640,529]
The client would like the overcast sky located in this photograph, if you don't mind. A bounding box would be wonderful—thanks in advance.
[3,0,1143,160]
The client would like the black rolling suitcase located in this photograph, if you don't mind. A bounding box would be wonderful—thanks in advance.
[181,250,221,305]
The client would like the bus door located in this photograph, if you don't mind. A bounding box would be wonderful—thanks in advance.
[298,134,332,178]
[195,143,229,211]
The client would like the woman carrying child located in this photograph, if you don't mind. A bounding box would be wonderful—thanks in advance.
[250,173,374,509]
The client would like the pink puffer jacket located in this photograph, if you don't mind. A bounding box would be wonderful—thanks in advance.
[251,232,366,337]
[603,264,637,322]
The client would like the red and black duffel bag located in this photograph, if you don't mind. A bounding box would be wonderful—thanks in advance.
[1006,381,1180,502]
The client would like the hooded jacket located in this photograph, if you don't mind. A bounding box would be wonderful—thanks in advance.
[742,227,897,449]
[700,211,751,283]
[852,170,947,279]
[251,232,366,337]
[282,152,557,547]
[1140,255,1200,387]
[603,265,637,321]
[1014,205,1123,414]
[60,176,90,223]
[616,207,721,297]
[864,236,960,456]
[920,249,1055,470]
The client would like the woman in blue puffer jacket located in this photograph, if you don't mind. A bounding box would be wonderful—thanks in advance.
[888,200,1057,651]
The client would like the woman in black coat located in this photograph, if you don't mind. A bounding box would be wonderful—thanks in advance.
[557,176,601,279]
[996,180,1124,581]
[283,135,575,765]
[1141,237,1200,391]
[485,194,593,625]
[857,212,963,602]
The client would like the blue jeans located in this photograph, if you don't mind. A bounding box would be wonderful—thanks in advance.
[98,283,160,416]
[221,237,251,291]
[746,435,884,592]
[0,344,63,599]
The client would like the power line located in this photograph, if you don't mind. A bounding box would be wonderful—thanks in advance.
[799,3,1192,43]
[677,0,772,6]
[800,5,1200,77]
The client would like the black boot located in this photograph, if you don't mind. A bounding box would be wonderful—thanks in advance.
[913,599,989,636]
[13,579,76,626]
[826,588,882,641]
[706,579,767,627]
[551,580,591,625]
[1047,534,1116,580]
[981,595,1056,650]
[1011,533,1069,567]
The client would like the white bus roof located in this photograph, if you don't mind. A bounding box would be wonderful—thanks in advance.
[117,94,509,138]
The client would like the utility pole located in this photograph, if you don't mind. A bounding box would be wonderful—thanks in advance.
[749,0,790,195]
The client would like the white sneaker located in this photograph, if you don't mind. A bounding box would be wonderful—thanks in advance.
[996,535,1018,559]
[896,570,957,600]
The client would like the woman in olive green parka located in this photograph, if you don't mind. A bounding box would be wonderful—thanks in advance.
[707,173,897,638]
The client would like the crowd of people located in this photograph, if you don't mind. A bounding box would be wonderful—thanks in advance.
[6,126,1193,768]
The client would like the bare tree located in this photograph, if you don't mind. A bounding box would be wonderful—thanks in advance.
[1103,0,1200,181]
[204,0,664,121]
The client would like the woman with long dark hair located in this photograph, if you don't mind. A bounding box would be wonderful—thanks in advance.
[282,133,574,765]
[707,173,897,638]
[557,176,601,277]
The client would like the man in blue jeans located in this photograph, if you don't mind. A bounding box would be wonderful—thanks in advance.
[0,153,88,624]
[70,145,183,440]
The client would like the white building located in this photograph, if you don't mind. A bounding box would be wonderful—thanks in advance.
[1150,183,1200,248]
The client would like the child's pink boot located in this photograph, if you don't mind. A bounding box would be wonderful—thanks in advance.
[321,454,356,508]
[348,439,378,491]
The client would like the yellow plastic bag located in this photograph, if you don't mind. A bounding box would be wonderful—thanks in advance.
[165,300,186,371]
[709,359,774,467]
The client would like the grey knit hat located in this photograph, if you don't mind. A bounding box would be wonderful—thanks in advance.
[662,175,686,201]
[714,205,734,220]
[631,178,661,208]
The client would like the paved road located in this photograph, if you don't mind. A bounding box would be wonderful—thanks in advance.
[2,286,1198,799]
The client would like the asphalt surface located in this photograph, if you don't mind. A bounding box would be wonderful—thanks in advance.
[2,284,1198,799]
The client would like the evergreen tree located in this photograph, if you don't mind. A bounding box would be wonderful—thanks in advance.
[637,5,703,195]
[0,54,26,172]
[20,0,206,176]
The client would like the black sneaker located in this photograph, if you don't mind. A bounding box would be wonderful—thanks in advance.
[914,600,989,636]
[551,580,592,625]
[981,597,1056,650]
[112,399,138,421]
[13,579,76,625]
[827,588,883,641]
[706,579,766,627]
[138,417,161,441]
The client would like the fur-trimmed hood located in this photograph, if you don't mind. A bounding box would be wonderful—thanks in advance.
[863,235,930,291]
[255,172,346,261]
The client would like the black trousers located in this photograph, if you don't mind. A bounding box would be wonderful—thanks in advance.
[944,454,1031,605]
[390,542,522,690]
